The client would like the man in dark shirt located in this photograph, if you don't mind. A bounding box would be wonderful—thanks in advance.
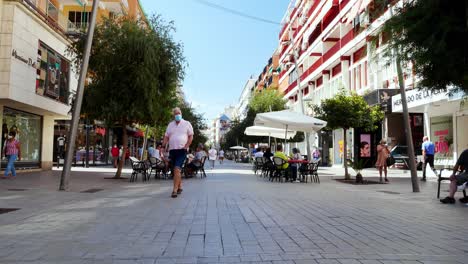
[440,149,468,204]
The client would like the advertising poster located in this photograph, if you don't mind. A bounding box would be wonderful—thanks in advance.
[360,134,371,157]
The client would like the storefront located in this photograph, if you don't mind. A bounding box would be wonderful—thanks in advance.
[0,1,78,169]
[53,120,112,167]
[1,108,42,168]
[392,88,468,164]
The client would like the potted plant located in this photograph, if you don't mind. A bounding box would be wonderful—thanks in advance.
[347,158,367,184]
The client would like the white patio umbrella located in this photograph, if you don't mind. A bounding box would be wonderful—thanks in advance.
[229,146,247,163]
[244,125,297,145]
[254,110,327,132]
[254,110,327,157]
[229,146,247,150]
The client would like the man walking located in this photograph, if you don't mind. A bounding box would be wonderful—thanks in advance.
[421,136,435,181]
[208,146,217,169]
[163,107,194,198]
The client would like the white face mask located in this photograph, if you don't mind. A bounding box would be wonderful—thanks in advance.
[7,135,12,139]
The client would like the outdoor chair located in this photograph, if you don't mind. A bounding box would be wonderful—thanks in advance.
[437,168,467,199]
[300,162,319,183]
[148,157,167,180]
[192,156,207,178]
[271,157,288,182]
[254,157,265,175]
[129,156,149,182]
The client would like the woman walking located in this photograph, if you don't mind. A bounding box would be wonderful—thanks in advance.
[376,139,390,183]
[2,131,21,179]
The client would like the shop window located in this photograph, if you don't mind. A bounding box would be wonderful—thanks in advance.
[36,42,70,104]
[2,108,42,164]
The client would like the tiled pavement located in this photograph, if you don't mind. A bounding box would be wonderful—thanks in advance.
[0,161,467,264]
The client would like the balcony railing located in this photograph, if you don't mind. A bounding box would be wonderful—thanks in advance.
[23,0,79,35]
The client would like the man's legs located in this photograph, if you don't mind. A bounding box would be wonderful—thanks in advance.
[422,157,428,180]
[173,167,182,193]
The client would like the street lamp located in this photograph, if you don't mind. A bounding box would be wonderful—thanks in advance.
[284,21,312,161]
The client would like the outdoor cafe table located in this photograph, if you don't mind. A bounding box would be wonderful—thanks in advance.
[288,160,308,164]
[288,160,309,182]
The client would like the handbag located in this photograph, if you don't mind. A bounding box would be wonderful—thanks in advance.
[386,155,395,166]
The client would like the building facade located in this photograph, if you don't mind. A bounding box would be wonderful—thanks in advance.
[276,0,466,166]
[233,78,256,121]
[0,0,146,170]
[254,50,280,92]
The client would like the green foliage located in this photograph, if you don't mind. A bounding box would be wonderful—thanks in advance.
[379,0,468,92]
[312,90,384,132]
[222,90,287,148]
[67,15,185,177]
[179,101,208,149]
[249,89,287,113]
[347,158,367,174]
[312,90,384,179]
[68,15,185,127]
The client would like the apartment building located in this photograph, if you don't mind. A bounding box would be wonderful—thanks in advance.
[234,77,256,121]
[277,0,466,166]
[0,0,146,169]
[254,51,280,91]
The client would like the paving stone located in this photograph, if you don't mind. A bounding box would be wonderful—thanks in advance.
[0,162,467,263]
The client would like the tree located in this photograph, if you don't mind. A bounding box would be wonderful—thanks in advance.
[380,0,468,92]
[179,101,208,149]
[222,89,287,148]
[69,15,185,178]
[312,90,384,180]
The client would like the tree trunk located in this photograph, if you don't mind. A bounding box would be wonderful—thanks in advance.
[115,123,128,178]
[343,128,350,180]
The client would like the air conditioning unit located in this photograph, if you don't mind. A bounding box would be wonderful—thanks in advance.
[360,12,370,27]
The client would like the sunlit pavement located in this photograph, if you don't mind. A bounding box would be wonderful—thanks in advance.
[0,161,467,264]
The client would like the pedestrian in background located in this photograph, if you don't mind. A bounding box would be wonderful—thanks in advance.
[162,107,194,198]
[421,136,435,181]
[376,139,390,183]
[218,149,225,164]
[208,146,217,169]
[111,143,119,168]
[2,131,21,179]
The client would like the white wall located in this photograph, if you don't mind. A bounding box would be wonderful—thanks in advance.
[1,2,78,117]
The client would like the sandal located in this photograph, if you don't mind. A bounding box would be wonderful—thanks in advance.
[177,188,183,194]
[171,192,177,198]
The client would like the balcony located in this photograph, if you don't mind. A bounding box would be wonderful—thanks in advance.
[21,0,78,36]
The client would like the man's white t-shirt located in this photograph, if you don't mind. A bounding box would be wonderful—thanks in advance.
[208,149,217,160]
[254,151,264,158]
[219,150,224,157]
[165,119,194,150]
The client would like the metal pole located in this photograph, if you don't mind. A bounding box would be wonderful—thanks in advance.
[59,0,100,191]
[85,119,90,168]
[390,5,419,192]
[289,23,312,160]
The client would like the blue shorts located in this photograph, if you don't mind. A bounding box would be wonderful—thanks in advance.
[169,149,187,170]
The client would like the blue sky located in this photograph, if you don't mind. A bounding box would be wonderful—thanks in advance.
[140,0,290,123]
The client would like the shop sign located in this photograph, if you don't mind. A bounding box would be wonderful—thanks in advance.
[364,89,400,113]
[11,49,37,68]
[391,88,448,112]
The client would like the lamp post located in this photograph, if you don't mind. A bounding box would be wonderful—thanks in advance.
[59,0,100,191]
[286,22,312,161]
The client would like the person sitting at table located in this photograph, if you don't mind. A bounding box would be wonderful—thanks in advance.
[186,144,206,177]
[154,143,169,171]
[290,148,302,182]
[263,147,274,161]
[273,145,290,180]
[254,147,264,158]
